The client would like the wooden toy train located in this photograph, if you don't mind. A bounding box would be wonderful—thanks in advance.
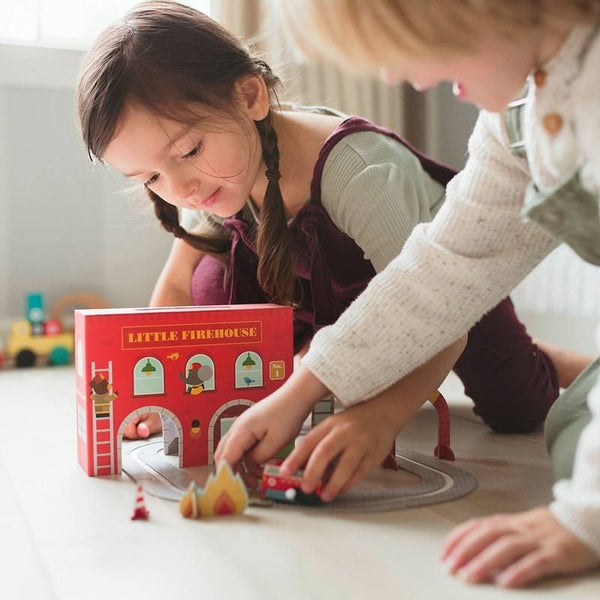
[1,293,73,367]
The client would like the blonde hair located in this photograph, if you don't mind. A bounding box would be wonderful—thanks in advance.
[280,0,600,71]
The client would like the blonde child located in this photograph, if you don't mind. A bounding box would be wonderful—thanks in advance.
[216,0,600,589]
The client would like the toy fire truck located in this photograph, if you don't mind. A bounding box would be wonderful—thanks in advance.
[261,463,323,506]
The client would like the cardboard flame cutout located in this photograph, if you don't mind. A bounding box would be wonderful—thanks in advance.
[180,462,248,518]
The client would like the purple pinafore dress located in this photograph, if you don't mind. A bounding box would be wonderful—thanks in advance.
[190,116,559,432]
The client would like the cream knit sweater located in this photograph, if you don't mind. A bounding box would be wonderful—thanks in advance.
[304,26,600,555]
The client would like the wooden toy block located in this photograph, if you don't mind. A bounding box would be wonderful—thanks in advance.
[180,462,249,518]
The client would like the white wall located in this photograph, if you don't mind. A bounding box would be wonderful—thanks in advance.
[422,83,479,172]
[0,44,172,324]
[0,89,9,320]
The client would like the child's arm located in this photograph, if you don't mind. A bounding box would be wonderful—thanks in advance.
[215,335,466,492]
[150,238,204,307]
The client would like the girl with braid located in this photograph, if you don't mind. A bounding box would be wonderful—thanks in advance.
[77,0,587,466]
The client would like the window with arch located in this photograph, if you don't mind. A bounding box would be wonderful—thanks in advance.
[235,351,263,388]
[182,354,215,393]
[133,357,164,395]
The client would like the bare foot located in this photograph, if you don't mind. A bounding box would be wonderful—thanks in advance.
[534,338,594,389]
[124,412,163,439]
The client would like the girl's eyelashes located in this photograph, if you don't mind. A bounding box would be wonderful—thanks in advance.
[182,141,203,160]
[145,173,160,187]
[143,141,203,187]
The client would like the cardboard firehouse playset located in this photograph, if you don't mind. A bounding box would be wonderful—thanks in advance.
[75,304,293,477]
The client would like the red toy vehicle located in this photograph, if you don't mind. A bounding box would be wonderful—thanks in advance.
[261,463,322,506]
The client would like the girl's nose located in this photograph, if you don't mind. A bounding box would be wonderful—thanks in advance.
[170,173,199,203]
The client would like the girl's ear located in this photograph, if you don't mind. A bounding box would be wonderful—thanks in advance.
[235,75,270,121]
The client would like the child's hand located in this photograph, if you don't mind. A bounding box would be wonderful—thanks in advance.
[214,393,308,484]
[279,338,467,502]
[215,364,329,483]
[441,506,600,588]
[280,398,400,502]
[123,413,162,439]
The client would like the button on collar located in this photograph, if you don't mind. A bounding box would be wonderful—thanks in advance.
[543,113,563,135]
[533,68,547,87]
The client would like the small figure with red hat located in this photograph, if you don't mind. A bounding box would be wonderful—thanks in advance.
[179,362,213,395]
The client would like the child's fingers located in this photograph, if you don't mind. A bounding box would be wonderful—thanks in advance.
[213,430,231,464]
[443,519,508,574]
[136,422,150,438]
[300,433,347,496]
[247,431,288,466]
[319,447,364,501]
[280,424,330,477]
[215,427,260,468]
[496,549,555,589]
[496,526,600,588]
[456,536,532,584]
[124,419,140,439]
[338,459,374,496]
[141,413,162,435]
[441,518,483,561]
[122,413,162,439]
[244,458,264,480]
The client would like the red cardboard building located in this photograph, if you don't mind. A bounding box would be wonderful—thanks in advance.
[75,304,293,477]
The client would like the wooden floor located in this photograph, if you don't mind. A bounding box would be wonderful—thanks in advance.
[1,366,599,599]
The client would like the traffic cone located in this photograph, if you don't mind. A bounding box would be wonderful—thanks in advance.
[131,484,150,520]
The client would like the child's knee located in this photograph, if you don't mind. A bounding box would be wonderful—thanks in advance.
[460,347,560,433]
[472,381,557,433]
[477,405,546,433]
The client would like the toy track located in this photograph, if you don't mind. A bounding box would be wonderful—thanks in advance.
[123,439,477,512]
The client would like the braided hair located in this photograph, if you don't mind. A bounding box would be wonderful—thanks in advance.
[255,111,297,306]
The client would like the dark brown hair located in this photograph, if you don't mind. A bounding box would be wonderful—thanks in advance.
[77,0,297,305]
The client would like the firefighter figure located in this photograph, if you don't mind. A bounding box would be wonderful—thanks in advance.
[89,373,118,417]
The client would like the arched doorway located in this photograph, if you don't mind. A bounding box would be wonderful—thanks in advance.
[207,399,254,465]
[116,406,184,471]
